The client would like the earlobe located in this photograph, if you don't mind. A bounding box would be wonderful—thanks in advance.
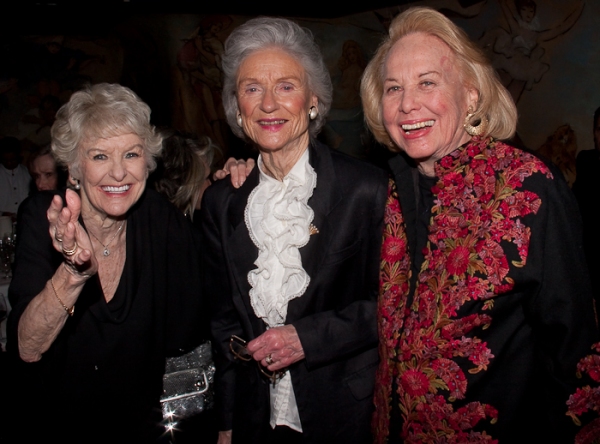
[468,88,480,110]
[70,177,81,190]
[308,97,319,120]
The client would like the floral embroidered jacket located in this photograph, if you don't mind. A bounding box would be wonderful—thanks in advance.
[374,137,600,443]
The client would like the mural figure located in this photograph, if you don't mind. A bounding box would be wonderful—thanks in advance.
[332,40,365,110]
[480,0,584,103]
[324,40,368,159]
[18,94,61,157]
[537,123,578,187]
[173,15,232,151]
[31,36,94,99]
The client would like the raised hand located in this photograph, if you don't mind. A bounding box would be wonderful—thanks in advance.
[47,189,97,279]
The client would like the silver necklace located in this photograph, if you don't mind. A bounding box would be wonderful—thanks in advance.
[89,221,125,256]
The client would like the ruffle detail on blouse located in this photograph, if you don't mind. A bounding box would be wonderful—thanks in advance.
[245,150,316,328]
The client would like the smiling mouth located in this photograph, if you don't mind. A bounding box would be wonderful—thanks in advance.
[259,120,286,126]
[402,120,434,134]
[102,185,131,193]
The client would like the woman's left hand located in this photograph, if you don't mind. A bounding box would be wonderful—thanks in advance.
[247,325,305,371]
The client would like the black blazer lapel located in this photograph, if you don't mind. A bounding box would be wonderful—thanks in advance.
[286,142,342,321]
[300,142,342,279]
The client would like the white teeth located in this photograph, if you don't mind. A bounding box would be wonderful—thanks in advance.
[260,120,285,125]
[103,185,130,192]
[402,120,434,131]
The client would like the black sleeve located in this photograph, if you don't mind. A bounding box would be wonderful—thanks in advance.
[164,204,206,355]
[200,185,243,431]
[525,168,600,436]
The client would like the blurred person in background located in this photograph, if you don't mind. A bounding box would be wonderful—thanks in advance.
[573,106,600,312]
[27,144,67,191]
[152,129,219,224]
[0,136,31,218]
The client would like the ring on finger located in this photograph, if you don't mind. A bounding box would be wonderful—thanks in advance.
[265,354,274,365]
[62,242,78,256]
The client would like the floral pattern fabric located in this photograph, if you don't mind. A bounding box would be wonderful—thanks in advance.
[568,343,600,443]
[375,137,600,443]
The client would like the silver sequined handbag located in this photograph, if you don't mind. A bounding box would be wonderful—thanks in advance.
[161,340,215,427]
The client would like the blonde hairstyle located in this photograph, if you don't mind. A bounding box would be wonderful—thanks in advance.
[51,83,163,176]
[153,130,219,220]
[361,6,517,151]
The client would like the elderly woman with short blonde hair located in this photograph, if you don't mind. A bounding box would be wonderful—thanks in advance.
[8,82,205,443]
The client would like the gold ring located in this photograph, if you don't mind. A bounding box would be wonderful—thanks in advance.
[265,354,274,365]
[62,242,78,256]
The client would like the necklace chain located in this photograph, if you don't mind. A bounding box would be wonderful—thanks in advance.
[89,221,125,257]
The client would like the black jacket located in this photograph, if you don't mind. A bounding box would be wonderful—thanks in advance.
[201,141,388,443]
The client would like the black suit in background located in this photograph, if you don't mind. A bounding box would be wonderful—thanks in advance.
[201,141,388,444]
[573,148,600,310]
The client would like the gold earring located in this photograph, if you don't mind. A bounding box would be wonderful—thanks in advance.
[308,106,318,120]
[463,106,488,137]
[236,113,243,127]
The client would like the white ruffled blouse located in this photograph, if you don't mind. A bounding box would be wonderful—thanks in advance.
[246,149,316,328]
[245,148,316,432]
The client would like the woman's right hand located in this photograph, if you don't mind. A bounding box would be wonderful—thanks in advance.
[47,189,97,279]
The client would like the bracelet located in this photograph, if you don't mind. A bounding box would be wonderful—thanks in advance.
[50,276,75,317]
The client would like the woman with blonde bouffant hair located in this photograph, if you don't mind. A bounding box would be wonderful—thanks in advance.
[361,6,517,150]
[361,6,600,443]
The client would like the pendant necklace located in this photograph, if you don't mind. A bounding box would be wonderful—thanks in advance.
[89,221,125,256]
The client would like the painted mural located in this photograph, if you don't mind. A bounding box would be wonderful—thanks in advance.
[480,0,584,104]
[1,0,598,183]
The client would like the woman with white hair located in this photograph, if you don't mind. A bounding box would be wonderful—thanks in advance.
[201,17,387,444]
[7,83,205,443]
